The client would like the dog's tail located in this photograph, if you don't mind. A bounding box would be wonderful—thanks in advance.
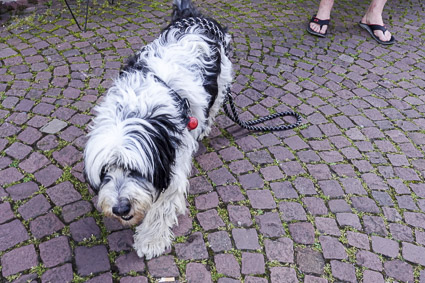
[172,0,201,21]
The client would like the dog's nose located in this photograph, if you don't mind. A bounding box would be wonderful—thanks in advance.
[112,201,131,216]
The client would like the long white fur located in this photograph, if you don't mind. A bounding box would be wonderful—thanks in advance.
[84,8,233,259]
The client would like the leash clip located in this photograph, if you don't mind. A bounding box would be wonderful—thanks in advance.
[183,98,198,130]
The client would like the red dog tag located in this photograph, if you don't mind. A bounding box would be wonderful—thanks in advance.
[187,116,198,130]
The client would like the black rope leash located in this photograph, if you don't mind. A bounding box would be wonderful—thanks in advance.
[170,17,303,132]
[223,89,302,132]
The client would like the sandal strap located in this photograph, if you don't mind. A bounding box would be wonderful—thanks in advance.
[366,24,388,34]
[310,16,330,27]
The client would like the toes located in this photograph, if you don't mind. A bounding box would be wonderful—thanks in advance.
[310,23,319,32]
[310,22,327,34]
[384,30,392,41]
[373,30,383,41]
[374,30,391,42]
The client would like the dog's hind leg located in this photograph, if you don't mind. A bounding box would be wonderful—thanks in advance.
[199,42,233,140]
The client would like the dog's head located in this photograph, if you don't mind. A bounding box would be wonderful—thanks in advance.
[94,166,158,224]
[84,80,188,225]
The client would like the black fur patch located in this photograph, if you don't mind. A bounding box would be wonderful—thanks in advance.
[124,109,185,192]
[119,48,149,76]
[202,43,221,111]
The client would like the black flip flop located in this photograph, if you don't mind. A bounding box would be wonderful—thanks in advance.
[359,22,395,45]
[307,16,330,38]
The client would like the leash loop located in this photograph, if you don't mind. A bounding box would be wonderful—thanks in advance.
[168,17,302,132]
[223,89,302,132]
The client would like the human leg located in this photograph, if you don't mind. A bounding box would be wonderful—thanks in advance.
[360,0,394,43]
[308,0,334,36]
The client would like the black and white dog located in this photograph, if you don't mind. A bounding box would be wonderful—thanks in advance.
[84,0,232,259]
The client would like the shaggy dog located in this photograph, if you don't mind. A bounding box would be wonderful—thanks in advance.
[84,0,232,259]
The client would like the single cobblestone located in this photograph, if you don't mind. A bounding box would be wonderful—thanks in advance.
[41,263,73,283]
[336,213,362,229]
[108,229,134,252]
[332,259,358,283]
[39,236,72,268]
[214,253,241,278]
[75,245,111,276]
[256,212,285,237]
[384,259,414,282]
[0,202,14,224]
[40,118,67,134]
[289,222,315,244]
[46,181,81,206]
[62,200,93,223]
[232,228,261,250]
[0,220,29,252]
[208,231,232,252]
[146,255,179,277]
[241,252,265,275]
[228,205,253,227]
[70,217,101,242]
[175,232,208,260]
[356,250,383,271]
[315,217,340,236]
[5,182,38,201]
[115,251,146,275]
[320,236,347,260]
[270,267,298,283]
[1,245,38,277]
[34,165,63,187]
[196,209,225,231]
[372,236,399,258]
[402,242,425,266]
[265,238,294,263]
[30,213,64,239]
[18,194,51,220]
[296,247,325,275]
[279,201,307,221]
[186,262,212,283]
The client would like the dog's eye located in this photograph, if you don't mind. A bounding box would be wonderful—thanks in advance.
[129,171,146,182]
[100,176,112,186]
[100,166,108,180]
[99,166,111,187]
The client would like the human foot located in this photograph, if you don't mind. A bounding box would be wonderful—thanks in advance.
[360,14,393,43]
[359,22,395,45]
[307,16,330,37]
[308,16,330,36]
[308,0,333,36]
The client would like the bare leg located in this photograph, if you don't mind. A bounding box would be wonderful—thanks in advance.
[309,0,334,35]
[361,0,392,42]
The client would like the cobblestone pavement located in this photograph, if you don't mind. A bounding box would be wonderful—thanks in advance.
[1,0,425,282]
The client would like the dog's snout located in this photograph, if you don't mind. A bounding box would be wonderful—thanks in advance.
[112,201,131,216]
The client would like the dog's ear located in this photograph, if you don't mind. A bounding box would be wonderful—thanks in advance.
[94,165,111,191]
[83,164,104,192]
[83,168,98,192]
[100,166,107,182]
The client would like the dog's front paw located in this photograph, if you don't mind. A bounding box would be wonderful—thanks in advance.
[133,229,173,259]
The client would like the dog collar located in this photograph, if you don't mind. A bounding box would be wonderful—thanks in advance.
[153,75,198,131]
